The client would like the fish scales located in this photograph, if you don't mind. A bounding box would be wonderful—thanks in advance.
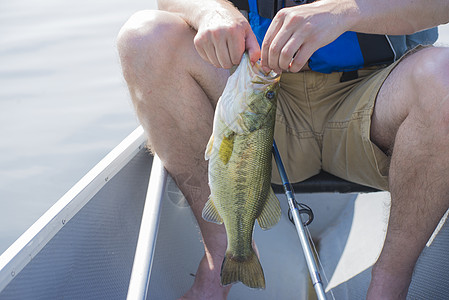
[203,53,282,289]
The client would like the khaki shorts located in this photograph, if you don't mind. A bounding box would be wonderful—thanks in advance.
[271,59,405,191]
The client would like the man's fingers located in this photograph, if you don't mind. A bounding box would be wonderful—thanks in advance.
[229,41,245,66]
[288,44,314,73]
[194,32,234,69]
[215,38,234,69]
[227,30,247,66]
[268,25,295,73]
[261,14,283,71]
[277,33,304,71]
[226,26,261,67]
[194,33,219,67]
[245,30,261,65]
[194,19,257,69]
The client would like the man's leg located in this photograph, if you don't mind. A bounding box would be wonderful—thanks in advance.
[117,10,231,299]
[368,46,449,299]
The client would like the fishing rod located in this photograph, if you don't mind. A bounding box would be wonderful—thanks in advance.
[272,140,327,300]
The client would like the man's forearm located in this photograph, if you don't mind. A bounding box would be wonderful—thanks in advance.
[338,0,449,35]
[157,0,240,30]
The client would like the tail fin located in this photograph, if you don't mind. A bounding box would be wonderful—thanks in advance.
[220,250,265,289]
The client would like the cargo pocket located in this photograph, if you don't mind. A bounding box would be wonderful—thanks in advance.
[322,111,390,191]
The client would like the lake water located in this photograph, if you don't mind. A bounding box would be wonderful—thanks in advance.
[1,1,449,255]
[0,0,155,254]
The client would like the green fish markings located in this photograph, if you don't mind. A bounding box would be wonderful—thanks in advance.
[203,53,281,289]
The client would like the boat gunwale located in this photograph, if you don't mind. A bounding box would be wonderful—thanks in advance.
[127,154,167,299]
[0,126,147,293]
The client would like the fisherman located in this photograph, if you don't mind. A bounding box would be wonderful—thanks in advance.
[117,0,449,299]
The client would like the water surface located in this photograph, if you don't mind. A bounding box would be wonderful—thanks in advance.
[0,0,155,254]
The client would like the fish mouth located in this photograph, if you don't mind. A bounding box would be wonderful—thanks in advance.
[251,74,280,94]
[250,61,280,91]
[251,62,280,82]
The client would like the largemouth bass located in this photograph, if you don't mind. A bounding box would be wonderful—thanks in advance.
[203,53,281,289]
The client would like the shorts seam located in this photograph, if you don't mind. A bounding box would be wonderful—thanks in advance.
[307,72,328,92]
[276,111,316,139]
[303,73,317,132]
[324,110,369,129]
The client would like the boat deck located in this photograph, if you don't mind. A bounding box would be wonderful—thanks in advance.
[1,128,448,299]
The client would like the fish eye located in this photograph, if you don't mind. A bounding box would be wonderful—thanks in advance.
[265,90,275,100]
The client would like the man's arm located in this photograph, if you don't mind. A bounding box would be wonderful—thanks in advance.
[157,0,238,31]
[158,0,260,68]
[349,0,449,35]
[261,0,449,73]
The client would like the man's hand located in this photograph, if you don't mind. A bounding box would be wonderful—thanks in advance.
[194,8,260,69]
[261,1,352,73]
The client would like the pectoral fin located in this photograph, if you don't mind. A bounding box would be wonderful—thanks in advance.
[218,133,235,165]
[202,197,223,224]
[257,188,281,230]
[205,135,214,160]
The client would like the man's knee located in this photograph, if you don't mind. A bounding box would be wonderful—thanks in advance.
[117,10,190,78]
[411,47,449,97]
[408,47,449,132]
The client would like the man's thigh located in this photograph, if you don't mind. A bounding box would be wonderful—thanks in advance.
[322,45,445,190]
[370,45,441,154]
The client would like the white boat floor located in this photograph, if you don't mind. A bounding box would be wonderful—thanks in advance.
[147,175,388,299]
[149,175,449,299]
